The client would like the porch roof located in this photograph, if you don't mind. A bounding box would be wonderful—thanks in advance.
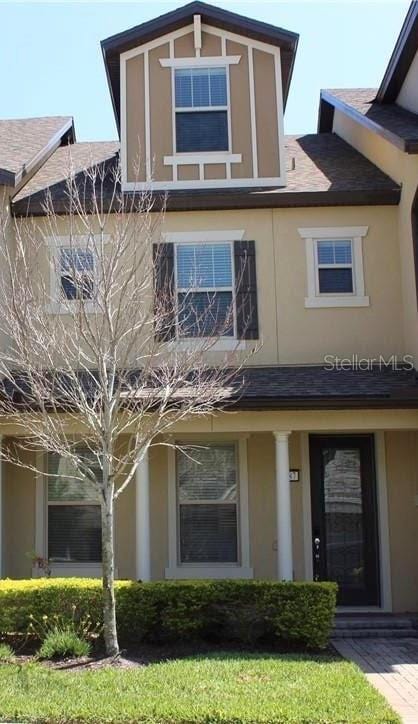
[233,365,418,410]
[2,365,418,412]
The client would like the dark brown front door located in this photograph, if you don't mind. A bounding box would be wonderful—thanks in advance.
[310,435,380,606]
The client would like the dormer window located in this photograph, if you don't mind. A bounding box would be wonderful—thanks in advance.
[174,67,229,153]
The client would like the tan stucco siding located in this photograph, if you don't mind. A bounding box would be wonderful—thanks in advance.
[3,454,36,578]
[126,54,146,182]
[124,28,283,186]
[174,32,195,58]
[162,205,403,365]
[24,204,405,367]
[178,164,200,181]
[228,40,253,179]
[253,49,280,178]
[397,51,418,115]
[385,431,418,613]
[149,44,172,182]
[333,108,418,367]
[272,205,403,363]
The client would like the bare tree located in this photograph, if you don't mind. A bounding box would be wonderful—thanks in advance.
[0,153,248,656]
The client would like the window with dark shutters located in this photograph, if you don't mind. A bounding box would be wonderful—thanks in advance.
[153,239,259,342]
[234,240,259,340]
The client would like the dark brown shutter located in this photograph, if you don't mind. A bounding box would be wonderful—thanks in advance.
[153,243,175,341]
[234,240,259,340]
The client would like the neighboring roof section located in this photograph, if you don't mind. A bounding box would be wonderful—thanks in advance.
[101,1,299,132]
[377,0,418,103]
[12,133,400,216]
[0,116,75,188]
[318,88,418,154]
[13,141,119,216]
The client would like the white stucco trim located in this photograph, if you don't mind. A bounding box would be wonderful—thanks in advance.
[164,153,242,167]
[123,176,285,191]
[248,46,258,178]
[165,437,253,579]
[162,229,245,243]
[160,55,241,68]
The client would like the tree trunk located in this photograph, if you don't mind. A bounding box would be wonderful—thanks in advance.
[101,492,119,657]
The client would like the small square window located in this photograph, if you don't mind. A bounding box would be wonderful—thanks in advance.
[59,248,95,301]
[299,226,369,308]
[316,240,354,295]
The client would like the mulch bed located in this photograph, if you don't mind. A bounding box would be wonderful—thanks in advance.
[5,640,334,672]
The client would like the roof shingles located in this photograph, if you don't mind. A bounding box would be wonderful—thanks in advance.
[0,116,73,185]
[11,133,400,215]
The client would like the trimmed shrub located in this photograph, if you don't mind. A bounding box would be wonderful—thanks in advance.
[0,643,14,662]
[0,578,337,649]
[38,628,90,660]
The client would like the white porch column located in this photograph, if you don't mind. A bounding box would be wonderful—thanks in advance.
[135,448,151,582]
[273,431,293,581]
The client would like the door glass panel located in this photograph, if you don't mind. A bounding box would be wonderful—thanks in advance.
[322,447,364,590]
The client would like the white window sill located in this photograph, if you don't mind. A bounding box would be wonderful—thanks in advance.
[164,153,242,167]
[46,302,98,315]
[165,566,253,580]
[305,295,370,308]
[173,338,246,352]
[32,564,107,579]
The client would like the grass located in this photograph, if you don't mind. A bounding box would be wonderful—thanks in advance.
[0,652,399,723]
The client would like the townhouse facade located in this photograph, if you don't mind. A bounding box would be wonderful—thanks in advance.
[1,1,418,612]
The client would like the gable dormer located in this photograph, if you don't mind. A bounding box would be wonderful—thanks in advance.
[102,2,298,191]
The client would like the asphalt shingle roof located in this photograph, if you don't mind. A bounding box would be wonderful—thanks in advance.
[0,116,73,185]
[236,366,418,408]
[322,88,418,150]
[12,133,400,215]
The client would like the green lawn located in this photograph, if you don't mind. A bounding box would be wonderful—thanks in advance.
[0,652,399,723]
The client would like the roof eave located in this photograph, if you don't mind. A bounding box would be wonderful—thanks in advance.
[377,1,418,103]
[318,89,418,155]
[230,395,418,411]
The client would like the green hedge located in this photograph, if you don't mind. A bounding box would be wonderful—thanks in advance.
[0,578,337,649]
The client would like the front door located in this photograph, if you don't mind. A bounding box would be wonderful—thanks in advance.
[310,435,380,606]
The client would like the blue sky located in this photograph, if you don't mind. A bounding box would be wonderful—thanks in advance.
[0,1,410,141]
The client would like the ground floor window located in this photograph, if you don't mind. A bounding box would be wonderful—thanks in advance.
[47,451,102,563]
[176,443,239,564]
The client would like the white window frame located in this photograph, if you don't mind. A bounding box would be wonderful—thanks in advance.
[298,226,370,308]
[34,451,104,578]
[165,436,253,579]
[46,235,109,314]
[162,229,246,351]
[171,63,233,162]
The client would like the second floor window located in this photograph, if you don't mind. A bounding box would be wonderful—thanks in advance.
[175,242,234,338]
[174,67,229,153]
[316,240,353,294]
[60,248,95,301]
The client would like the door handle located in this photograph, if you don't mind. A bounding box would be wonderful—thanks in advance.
[313,536,321,581]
